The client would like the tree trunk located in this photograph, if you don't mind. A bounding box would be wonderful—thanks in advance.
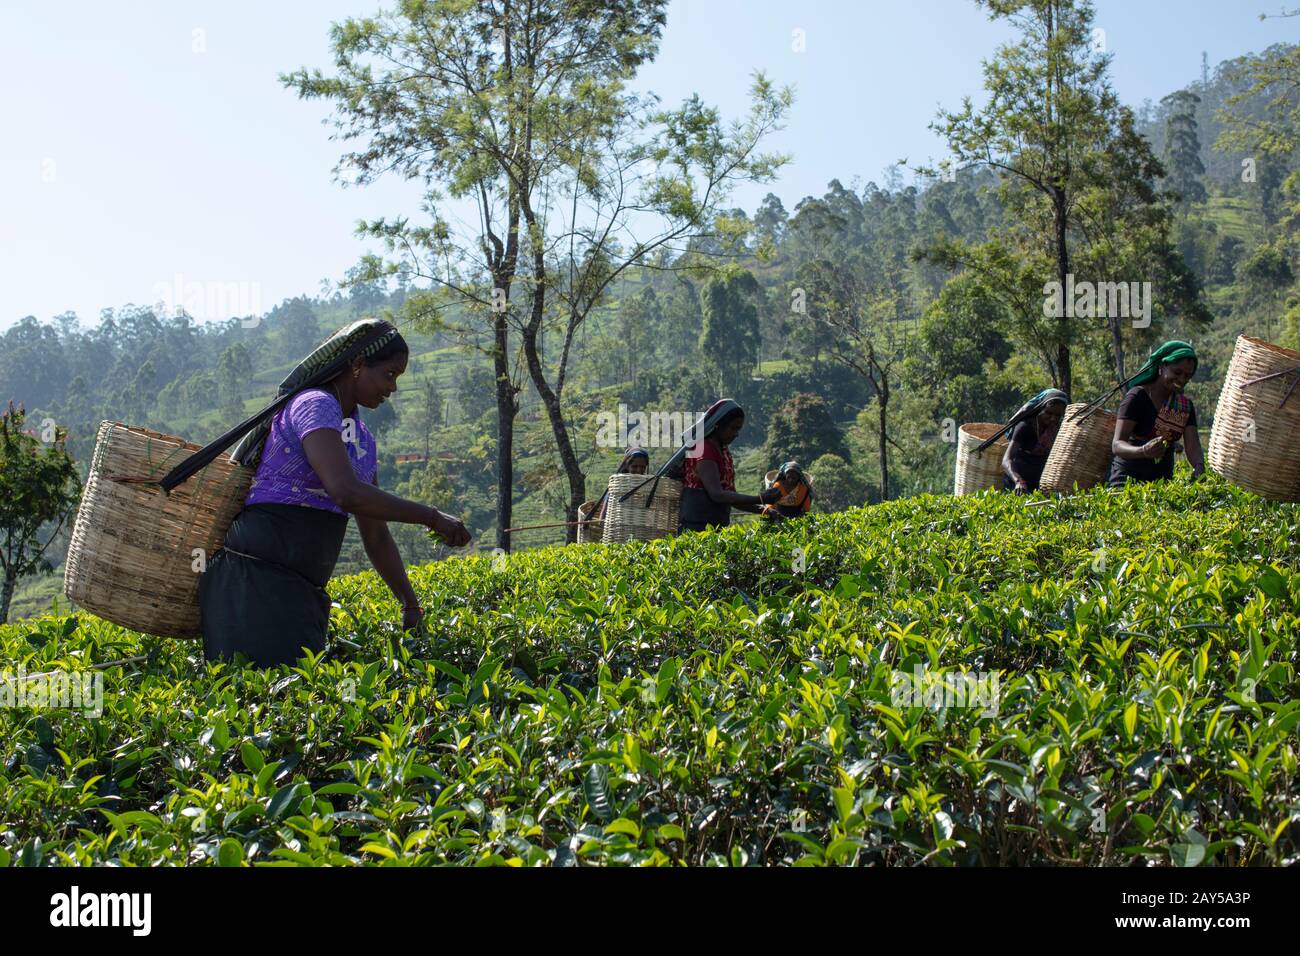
[493,311,517,553]
[0,570,16,625]
[877,373,890,502]
[1109,315,1127,384]
[423,379,433,461]
[522,325,586,544]
[1054,196,1072,398]
[518,194,587,543]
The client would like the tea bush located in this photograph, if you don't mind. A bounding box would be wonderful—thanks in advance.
[2,474,1296,866]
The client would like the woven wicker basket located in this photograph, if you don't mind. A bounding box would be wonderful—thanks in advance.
[576,498,604,544]
[601,472,682,545]
[1040,403,1117,493]
[1208,335,1300,502]
[63,421,253,638]
[953,423,1008,496]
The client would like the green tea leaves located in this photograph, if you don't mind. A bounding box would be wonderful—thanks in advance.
[584,764,615,823]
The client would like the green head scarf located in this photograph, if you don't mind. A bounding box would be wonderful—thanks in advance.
[1128,340,1198,387]
[158,318,403,493]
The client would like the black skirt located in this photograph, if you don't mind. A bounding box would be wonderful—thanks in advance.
[199,503,349,668]
[678,485,731,533]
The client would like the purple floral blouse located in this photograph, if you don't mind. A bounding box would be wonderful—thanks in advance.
[243,388,377,516]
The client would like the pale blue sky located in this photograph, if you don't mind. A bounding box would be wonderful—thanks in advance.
[1,1,1293,332]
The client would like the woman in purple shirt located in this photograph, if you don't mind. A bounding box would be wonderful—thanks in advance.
[198,319,469,668]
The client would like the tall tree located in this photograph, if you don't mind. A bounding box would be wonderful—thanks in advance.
[752,193,789,256]
[617,285,661,391]
[928,0,1206,392]
[699,270,763,397]
[1162,90,1208,207]
[797,252,911,499]
[1240,243,1295,340]
[285,0,787,546]
[1071,108,1211,380]
[283,0,542,550]
[269,296,322,357]
[0,316,68,412]
[930,0,1123,397]
[216,344,253,417]
[764,393,847,468]
[416,371,441,461]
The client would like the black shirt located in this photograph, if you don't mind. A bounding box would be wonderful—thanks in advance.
[1107,386,1197,486]
[1003,418,1056,491]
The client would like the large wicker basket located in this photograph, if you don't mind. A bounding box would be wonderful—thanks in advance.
[63,422,253,638]
[601,473,682,545]
[1208,335,1300,502]
[576,498,604,544]
[1040,403,1117,493]
[954,423,1008,495]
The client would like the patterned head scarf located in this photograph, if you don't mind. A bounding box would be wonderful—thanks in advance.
[1068,340,1200,426]
[701,398,744,438]
[158,318,402,493]
[617,447,650,473]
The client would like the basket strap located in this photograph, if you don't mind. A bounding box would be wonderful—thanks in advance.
[973,422,1014,453]
[1069,381,1127,425]
[644,474,661,509]
[1239,364,1300,409]
[618,473,656,503]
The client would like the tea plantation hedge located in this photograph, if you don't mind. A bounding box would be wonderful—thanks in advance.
[2,475,1297,866]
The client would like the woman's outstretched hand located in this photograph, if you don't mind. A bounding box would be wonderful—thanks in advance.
[1141,436,1169,460]
[402,602,425,632]
[426,508,471,547]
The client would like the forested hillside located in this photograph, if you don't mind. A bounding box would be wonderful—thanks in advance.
[2,36,1297,622]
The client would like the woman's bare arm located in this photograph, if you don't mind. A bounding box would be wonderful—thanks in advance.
[302,429,438,524]
[1111,418,1166,461]
[1002,441,1026,487]
[356,476,418,609]
[1183,424,1205,477]
[697,459,764,507]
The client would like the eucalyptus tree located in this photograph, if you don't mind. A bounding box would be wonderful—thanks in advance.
[282,0,667,549]
[284,0,789,545]
[926,0,1206,393]
[797,251,912,500]
[1162,90,1208,207]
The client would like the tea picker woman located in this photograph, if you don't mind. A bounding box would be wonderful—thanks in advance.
[1107,340,1205,487]
[185,319,470,668]
[619,446,650,477]
[999,388,1068,493]
[592,446,650,522]
[679,399,782,532]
